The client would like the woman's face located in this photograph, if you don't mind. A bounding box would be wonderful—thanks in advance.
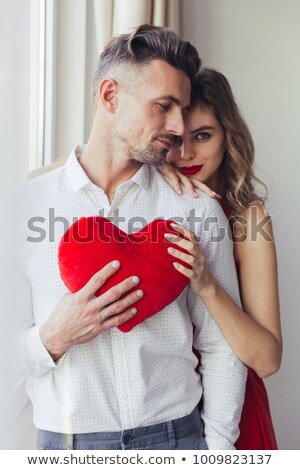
[167,105,226,191]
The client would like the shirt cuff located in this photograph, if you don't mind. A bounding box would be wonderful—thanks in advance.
[22,325,65,377]
[205,436,235,450]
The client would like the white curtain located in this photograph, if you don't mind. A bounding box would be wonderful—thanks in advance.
[93,0,180,51]
[94,0,180,51]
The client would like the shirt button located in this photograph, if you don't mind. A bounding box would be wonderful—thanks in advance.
[123,434,132,445]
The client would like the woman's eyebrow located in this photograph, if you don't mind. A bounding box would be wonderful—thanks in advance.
[190,126,215,134]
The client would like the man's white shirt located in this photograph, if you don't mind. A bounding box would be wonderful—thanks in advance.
[18,147,246,449]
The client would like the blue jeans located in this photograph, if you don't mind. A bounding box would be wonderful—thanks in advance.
[36,407,208,450]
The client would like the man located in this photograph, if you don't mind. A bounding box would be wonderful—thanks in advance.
[19,25,246,450]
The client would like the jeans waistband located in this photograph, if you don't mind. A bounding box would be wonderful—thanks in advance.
[37,406,203,450]
[75,406,201,440]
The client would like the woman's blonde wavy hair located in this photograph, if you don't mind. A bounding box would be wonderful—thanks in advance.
[191,68,267,222]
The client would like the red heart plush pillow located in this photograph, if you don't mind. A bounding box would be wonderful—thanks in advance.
[58,217,189,332]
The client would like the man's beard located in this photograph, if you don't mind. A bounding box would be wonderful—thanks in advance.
[114,133,168,167]
[127,141,168,167]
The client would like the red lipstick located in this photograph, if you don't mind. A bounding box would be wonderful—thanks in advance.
[178,165,204,176]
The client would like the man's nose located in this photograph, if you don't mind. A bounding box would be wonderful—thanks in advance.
[165,110,185,137]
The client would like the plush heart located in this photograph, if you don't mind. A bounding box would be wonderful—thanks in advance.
[58,217,189,332]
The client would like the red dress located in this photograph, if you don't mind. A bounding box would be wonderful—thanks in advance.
[236,369,277,449]
[221,201,278,449]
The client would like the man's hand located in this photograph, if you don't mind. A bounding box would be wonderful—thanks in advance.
[39,260,143,360]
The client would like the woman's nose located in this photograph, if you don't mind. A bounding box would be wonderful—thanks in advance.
[180,143,196,161]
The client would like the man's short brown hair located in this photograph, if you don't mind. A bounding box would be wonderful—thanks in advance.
[91,24,201,110]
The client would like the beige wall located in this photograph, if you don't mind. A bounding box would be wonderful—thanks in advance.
[181,0,300,450]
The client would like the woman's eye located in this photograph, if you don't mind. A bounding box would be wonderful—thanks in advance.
[196,132,210,140]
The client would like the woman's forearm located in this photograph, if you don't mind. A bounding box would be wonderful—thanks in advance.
[199,278,282,378]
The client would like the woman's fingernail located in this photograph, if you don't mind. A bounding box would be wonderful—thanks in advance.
[173,262,180,269]
[170,222,180,228]
[212,191,222,199]
[168,247,176,254]
[132,276,140,284]
[131,308,137,315]
[164,233,175,240]
[177,188,182,195]
[193,191,198,198]
[112,260,120,268]
[136,290,144,298]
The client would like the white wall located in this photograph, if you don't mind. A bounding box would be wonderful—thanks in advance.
[0,0,35,448]
[181,0,300,450]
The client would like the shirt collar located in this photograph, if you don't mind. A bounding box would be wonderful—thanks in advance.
[64,146,152,193]
[64,146,92,193]
[127,164,151,192]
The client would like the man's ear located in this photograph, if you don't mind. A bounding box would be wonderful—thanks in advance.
[98,79,118,113]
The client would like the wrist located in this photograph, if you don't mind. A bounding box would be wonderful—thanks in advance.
[197,275,218,299]
[39,324,65,361]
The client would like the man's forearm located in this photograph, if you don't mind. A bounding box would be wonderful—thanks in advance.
[192,201,247,448]
[200,348,247,449]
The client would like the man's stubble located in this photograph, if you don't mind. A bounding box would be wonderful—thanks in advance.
[109,110,167,168]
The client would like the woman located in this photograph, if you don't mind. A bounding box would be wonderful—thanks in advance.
[160,68,282,449]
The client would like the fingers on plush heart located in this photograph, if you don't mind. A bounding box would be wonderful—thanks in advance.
[164,222,203,276]
[165,223,212,295]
